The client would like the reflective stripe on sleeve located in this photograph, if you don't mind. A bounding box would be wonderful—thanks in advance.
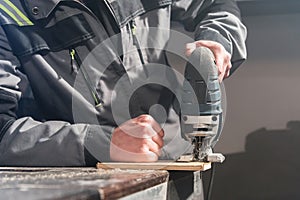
[0,0,33,26]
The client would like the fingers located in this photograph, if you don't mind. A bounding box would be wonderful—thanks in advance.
[215,50,231,82]
[134,115,164,150]
[110,114,164,162]
[146,139,162,157]
[224,60,232,78]
[110,138,161,162]
[110,143,158,162]
[152,133,164,148]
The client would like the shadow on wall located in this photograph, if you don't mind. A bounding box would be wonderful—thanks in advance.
[209,121,300,200]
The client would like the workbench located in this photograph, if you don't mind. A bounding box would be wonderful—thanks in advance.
[0,166,207,200]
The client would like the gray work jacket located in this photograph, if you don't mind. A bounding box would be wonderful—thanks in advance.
[0,0,247,166]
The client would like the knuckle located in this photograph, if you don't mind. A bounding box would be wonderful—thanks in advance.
[159,129,165,137]
[138,114,153,123]
[139,123,151,133]
[151,146,159,153]
[159,138,164,146]
[225,52,231,60]
[143,139,152,146]
[213,43,223,52]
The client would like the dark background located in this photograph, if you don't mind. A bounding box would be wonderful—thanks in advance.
[210,0,300,199]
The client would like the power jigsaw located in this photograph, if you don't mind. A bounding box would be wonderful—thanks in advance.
[178,47,225,163]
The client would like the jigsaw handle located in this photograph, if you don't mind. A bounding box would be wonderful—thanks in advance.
[182,47,222,116]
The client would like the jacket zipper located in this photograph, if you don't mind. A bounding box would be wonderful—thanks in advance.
[75,0,125,76]
[130,20,145,65]
[69,49,103,108]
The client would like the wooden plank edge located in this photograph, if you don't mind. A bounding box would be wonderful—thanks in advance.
[97,161,211,171]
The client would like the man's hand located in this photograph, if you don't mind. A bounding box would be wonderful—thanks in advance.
[186,40,232,82]
[110,114,164,162]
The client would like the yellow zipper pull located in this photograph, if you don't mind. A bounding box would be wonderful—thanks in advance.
[130,20,145,65]
[131,20,137,36]
[69,49,78,74]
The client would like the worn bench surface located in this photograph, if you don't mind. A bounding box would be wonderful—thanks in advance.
[0,167,168,200]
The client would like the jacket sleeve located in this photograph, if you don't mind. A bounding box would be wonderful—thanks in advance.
[171,0,247,73]
[0,27,112,166]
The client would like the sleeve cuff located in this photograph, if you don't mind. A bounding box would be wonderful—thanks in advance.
[84,124,114,165]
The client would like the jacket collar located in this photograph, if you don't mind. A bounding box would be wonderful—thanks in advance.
[24,0,64,20]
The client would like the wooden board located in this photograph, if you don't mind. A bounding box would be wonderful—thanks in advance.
[97,160,211,171]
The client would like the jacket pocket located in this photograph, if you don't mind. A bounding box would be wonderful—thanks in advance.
[69,48,103,108]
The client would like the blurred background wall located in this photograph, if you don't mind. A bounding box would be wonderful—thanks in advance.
[210,0,300,199]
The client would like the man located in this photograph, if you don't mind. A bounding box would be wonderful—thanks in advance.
[0,0,246,166]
